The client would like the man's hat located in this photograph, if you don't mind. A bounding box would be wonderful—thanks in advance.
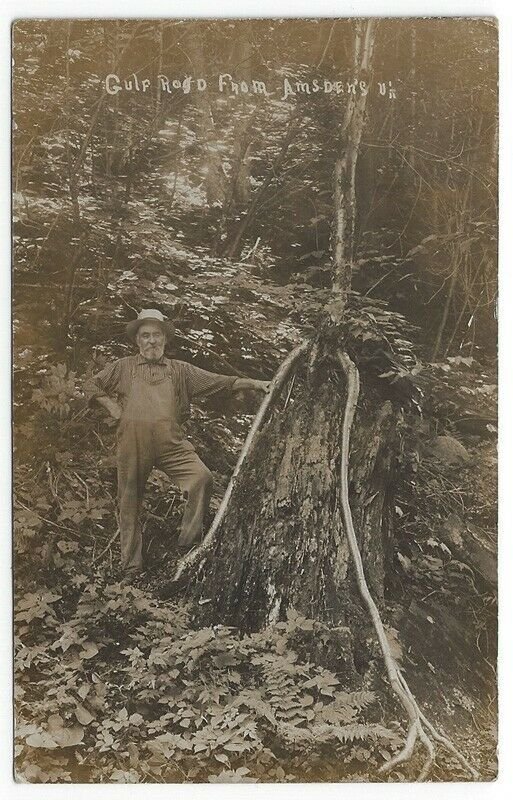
[126,309,175,342]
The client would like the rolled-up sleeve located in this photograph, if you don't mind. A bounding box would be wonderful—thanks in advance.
[184,363,238,400]
[83,360,122,407]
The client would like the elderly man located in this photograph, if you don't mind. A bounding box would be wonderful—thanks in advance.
[85,309,269,577]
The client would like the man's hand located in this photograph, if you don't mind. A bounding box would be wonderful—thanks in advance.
[232,378,271,394]
[96,395,123,420]
[109,403,123,420]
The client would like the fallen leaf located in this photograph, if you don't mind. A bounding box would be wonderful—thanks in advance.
[80,642,99,659]
[75,705,94,725]
[25,731,58,749]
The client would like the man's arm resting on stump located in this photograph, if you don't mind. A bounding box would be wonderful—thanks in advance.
[231,378,270,393]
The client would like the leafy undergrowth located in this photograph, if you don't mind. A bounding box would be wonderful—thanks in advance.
[392,353,497,625]
[382,354,498,782]
[16,556,410,784]
[15,535,495,784]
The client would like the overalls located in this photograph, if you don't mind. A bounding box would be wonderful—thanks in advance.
[116,373,213,572]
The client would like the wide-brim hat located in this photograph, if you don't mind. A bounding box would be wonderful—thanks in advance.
[126,309,175,342]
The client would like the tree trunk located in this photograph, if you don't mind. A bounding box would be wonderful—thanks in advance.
[222,112,300,258]
[232,25,254,206]
[332,20,377,304]
[188,28,225,207]
[191,338,398,634]
[183,20,393,644]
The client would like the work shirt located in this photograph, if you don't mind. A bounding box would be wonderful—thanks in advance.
[84,355,238,426]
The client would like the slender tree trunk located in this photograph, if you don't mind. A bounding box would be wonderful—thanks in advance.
[332,20,377,310]
[232,25,254,206]
[61,22,82,347]
[223,112,301,258]
[409,23,417,172]
[64,23,80,228]
[188,28,225,207]
[216,28,257,249]
[432,250,461,359]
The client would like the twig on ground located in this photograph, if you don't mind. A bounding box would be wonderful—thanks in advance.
[283,374,296,410]
[92,527,120,564]
[72,471,90,509]
[15,499,93,540]
[91,429,106,450]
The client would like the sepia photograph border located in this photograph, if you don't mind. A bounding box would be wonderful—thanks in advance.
[3,0,513,797]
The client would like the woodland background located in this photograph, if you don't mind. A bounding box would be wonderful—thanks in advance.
[13,18,497,783]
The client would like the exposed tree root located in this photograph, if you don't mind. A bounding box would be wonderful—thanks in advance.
[337,350,478,781]
[172,340,309,582]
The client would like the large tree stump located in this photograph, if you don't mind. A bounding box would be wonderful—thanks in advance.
[189,340,398,633]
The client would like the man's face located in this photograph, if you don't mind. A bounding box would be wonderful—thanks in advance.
[136,322,166,362]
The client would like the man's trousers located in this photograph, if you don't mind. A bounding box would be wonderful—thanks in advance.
[116,418,213,572]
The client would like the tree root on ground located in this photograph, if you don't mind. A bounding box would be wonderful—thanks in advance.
[337,350,478,781]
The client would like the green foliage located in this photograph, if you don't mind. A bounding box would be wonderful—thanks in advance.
[346,296,419,385]
[12,18,497,366]
[386,353,497,679]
